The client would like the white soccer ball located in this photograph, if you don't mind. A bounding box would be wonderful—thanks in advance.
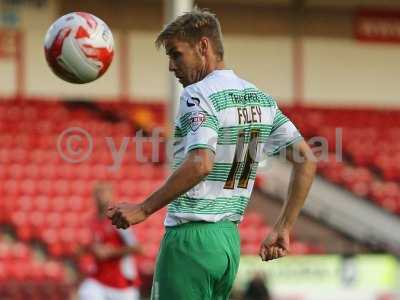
[44,12,114,84]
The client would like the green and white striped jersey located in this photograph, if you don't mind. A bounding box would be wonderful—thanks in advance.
[165,70,302,226]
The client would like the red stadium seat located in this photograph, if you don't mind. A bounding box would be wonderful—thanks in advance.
[282,106,400,215]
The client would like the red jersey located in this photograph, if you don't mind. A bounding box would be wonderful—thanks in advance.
[91,217,141,289]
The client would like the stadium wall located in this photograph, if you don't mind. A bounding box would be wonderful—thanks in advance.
[1,0,399,107]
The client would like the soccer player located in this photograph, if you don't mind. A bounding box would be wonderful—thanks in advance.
[78,182,143,300]
[107,8,316,300]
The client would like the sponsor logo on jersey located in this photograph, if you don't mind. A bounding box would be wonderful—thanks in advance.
[189,111,206,131]
[186,97,200,107]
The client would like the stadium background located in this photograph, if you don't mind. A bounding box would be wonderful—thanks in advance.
[0,0,400,299]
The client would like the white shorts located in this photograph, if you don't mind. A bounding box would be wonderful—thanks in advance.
[78,278,140,300]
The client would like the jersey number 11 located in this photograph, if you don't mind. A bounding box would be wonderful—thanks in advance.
[224,129,260,189]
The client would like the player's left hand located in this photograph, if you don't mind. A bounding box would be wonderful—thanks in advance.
[259,227,290,262]
[106,202,147,229]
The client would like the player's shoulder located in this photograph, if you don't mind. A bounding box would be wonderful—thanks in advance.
[238,80,278,110]
[224,74,277,107]
[181,77,213,101]
[179,74,221,111]
[181,84,203,101]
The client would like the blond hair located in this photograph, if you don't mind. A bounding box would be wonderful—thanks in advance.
[155,8,224,60]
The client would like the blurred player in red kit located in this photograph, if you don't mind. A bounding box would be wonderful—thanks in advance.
[78,182,143,300]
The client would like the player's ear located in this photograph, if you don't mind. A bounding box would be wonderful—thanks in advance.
[198,37,209,57]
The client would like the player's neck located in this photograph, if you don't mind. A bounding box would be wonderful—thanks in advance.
[204,59,226,77]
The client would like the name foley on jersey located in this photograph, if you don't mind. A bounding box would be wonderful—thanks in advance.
[228,92,263,125]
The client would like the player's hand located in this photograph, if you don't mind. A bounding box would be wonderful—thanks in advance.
[259,227,290,262]
[106,202,147,229]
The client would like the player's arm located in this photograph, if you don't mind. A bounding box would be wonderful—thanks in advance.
[92,228,144,259]
[260,140,317,261]
[91,244,143,260]
[260,103,316,261]
[276,140,316,228]
[107,148,215,228]
[276,140,316,231]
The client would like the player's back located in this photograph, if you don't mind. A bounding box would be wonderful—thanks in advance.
[205,70,273,187]
[166,70,301,226]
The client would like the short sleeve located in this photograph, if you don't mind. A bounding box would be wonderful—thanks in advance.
[176,87,220,154]
[264,106,303,156]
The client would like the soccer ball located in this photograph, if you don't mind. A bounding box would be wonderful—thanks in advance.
[44,12,114,84]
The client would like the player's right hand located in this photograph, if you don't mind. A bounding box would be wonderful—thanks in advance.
[259,228,290,262]
[106,202,147,229]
